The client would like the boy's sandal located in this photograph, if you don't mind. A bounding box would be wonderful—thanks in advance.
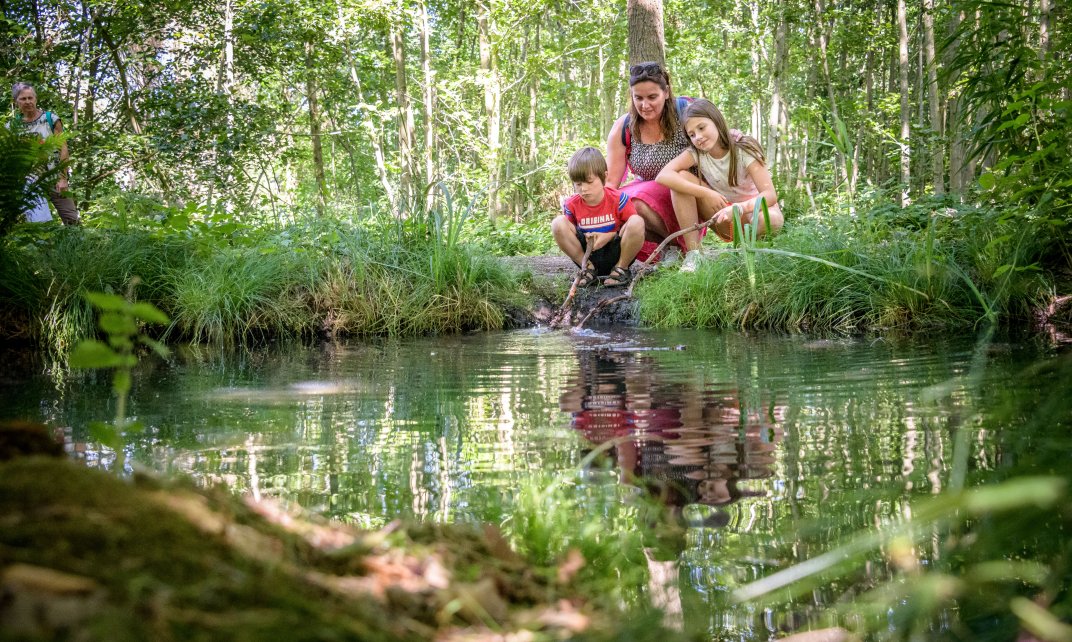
[601,266,632,288]
[575,266,599,288]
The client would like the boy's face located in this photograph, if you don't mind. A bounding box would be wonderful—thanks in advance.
[573,174,604,206]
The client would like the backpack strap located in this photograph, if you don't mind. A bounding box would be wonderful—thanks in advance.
[44,111,55,133]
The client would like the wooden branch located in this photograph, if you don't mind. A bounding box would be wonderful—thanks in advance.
[571,217,719,329]
[551,241,594,328]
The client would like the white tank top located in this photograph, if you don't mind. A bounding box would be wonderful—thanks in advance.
[689,147,760,204]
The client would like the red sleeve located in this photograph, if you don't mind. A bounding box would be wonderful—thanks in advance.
[614,190,637,227]
[562,195,579,225]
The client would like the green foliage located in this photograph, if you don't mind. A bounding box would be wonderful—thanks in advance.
[69,287,170,472]
[638,202,1051,332]
[944,0,1072,243]
[0,125,64,237]
[503,449,671,614]
[732,347,1072,640]
[167,247,312,344]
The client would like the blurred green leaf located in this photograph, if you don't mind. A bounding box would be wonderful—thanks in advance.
[129,302,169,325]
[69,340,121,369]
[84,292,127,312]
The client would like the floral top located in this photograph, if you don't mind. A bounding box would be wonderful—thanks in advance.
[627,129,690,182]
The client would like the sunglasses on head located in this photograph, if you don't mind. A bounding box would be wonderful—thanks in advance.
[629,62,664,76]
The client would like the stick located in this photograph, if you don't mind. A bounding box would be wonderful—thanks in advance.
[572,218,718,329]
[551,239,594,328]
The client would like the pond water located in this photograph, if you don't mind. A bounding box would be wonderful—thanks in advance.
[4,328,1070,639]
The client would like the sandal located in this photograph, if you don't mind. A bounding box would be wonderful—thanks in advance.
[575,266,599,288]
[602,266,633,288]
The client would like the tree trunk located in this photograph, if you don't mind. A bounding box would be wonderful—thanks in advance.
[335,1,395,208]
[478,1,502,222]
[392,22,415,210]
[749,0,764,142]
[30,0,44,51]
[304,40,328,217]
[209,0,236,209]
[768,0,786,175]
[813,0,848,186]
[419,0,435,208]
[627,0,665,65]
[71,4,92,129]
[81,28,100,205]
[1039,0,1049,61]
[923,0,943,194]
[897,0,911,206]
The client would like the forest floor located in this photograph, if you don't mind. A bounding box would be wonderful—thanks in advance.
[0,422,686,642]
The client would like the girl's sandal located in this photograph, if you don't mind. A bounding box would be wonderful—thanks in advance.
[602,266,632,288]
[576,266,599,288]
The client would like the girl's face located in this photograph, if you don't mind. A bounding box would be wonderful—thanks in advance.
[15,88,37,116]
[684,116,721,153]
[630,81,668,123]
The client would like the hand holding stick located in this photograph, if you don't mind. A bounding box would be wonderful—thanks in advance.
[551,239,595,328]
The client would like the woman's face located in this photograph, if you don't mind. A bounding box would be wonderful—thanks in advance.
[684,116,721,153]
[15,88,37,116]
[630,80,668,123]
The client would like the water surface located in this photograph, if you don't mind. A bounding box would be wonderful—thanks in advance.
[4,328,1068,639]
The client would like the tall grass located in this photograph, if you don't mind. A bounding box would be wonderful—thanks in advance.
[0,207,529,352]
[503,456,673,616]
[637,204,1051,333]
[0,227,190,352]
[166,248,313,344]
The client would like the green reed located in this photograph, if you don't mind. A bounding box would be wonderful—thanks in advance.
[637,202,1049,332]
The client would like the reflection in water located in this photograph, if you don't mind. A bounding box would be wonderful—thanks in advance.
[559,343,789,637]
[4,329,1069,640]
[560,346,783,510]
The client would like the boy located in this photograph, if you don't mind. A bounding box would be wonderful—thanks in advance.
[551,147,645,287]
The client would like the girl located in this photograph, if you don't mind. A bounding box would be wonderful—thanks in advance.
[656,99,782,270]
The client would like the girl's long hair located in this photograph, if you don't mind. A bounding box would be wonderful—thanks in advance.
[681,98,765,187]
[628,62,681,145]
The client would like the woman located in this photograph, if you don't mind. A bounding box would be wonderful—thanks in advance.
[605,62,693,257]
[12,82,80,225]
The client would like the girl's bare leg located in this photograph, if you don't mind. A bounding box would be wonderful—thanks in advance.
[670,171,717,252]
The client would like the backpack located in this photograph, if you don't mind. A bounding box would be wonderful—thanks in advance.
[44,110,55,133]
[620,96,692,149]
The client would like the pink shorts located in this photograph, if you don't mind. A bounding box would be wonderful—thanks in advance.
[621,179,703,261]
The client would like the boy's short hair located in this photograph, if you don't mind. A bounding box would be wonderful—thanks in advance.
[567,147,607,183]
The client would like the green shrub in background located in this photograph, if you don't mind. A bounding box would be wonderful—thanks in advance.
[0,126,65,238]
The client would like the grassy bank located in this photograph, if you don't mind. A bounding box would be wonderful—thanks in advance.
[636,198,1059,332]
[0,216,531,353]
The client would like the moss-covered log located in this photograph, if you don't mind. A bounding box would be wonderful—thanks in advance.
[0,454,684,641]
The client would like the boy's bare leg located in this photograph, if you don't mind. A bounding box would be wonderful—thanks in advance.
[551,215,589,268]
[616,216,645,269]
[632,200,668,243]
